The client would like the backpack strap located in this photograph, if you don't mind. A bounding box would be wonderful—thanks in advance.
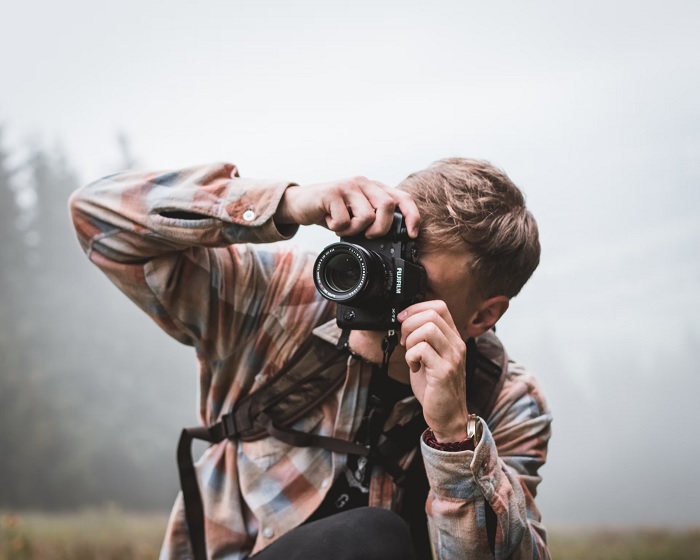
[178,334,359,560]
[466,331,508,419]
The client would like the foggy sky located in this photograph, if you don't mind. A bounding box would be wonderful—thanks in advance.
[2,0,699,526]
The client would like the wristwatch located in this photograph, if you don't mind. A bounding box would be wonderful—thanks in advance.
[466,414,483,447]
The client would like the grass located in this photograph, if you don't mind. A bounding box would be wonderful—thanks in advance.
[548,528,700,560]
[1,510,699,559]
[0,509,166,560]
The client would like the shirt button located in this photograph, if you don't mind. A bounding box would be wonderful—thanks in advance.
[321,479,329,488]
[242,209,256,222]
[262,527,274,538]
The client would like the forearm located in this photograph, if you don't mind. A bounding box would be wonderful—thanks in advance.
[69,162,297,263]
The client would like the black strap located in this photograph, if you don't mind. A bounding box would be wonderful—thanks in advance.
[260,413,370,456]
[379,330,398,375]
[177,426,221,560]
[177,406,263,560]
[370,413,427,486]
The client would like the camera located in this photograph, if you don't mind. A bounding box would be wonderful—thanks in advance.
[313,212,427,331]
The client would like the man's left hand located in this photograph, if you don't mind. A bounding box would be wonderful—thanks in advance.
[398,300,470,443]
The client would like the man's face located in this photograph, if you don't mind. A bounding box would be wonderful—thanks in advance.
[417,248,479,337]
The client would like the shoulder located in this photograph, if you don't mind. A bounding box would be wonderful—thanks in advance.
[503,359,550,417]
[485,335,551,433]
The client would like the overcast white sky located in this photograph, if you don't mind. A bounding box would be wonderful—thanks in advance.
[3,0,700,526]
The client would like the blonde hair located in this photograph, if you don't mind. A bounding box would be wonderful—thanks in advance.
[399,158,540,299]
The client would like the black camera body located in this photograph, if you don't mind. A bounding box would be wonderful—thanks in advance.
[313,212,427,331]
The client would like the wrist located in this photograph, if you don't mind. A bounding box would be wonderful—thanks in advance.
[276,185,301,225]
[431,427,468,444]
[429,412,470,443]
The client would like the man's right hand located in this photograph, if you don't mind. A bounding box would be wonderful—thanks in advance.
[275,177,420,239]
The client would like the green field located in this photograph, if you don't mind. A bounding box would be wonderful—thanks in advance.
[1,510,699,559]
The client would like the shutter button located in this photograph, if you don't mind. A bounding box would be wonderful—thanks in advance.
[242,209,256,222]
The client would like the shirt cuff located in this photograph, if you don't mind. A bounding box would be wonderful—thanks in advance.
[222,178,300,244]
[421,418,503,502]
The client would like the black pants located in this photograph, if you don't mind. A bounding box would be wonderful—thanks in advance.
[250,507,418,560]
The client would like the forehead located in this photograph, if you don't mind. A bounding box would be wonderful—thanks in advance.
[418,249,480,321]
[419,249,472,288]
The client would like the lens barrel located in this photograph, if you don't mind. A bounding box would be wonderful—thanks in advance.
[313,243,392,305]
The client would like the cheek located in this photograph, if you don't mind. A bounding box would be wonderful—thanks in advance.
[443,293,473,330]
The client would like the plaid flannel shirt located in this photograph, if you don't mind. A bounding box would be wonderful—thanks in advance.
[69,162,552,560]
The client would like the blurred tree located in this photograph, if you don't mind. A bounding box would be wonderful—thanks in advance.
[0,131,193,511]
[0,125,36,504]
[0,135,95,508]
[0,125,21,309]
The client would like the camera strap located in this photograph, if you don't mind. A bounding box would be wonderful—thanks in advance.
[380,329,399,376]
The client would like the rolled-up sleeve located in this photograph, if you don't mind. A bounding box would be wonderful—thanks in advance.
[421,365,552,560]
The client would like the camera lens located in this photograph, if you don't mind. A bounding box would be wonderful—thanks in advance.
[313,242,392,305]
[325,254,362,293]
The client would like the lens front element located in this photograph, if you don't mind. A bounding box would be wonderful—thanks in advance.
[325,254,362,293]
[313,242,393,306]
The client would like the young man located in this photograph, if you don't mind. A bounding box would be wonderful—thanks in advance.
[70,158,551,560]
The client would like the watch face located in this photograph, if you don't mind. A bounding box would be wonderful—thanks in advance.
[467,415,483,446]
[474,417,484,445]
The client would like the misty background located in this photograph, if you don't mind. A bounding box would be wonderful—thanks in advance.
[1,0,699,528]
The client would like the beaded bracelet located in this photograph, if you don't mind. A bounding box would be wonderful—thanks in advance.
[424,429,475,452]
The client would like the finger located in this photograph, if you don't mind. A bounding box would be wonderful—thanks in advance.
[324,197,352,234]
[342,189,378,236]
[404,322,454,358]
[400,308,449,343]
[400,312,467,360]
[399,301,459,338]
[404,340,440,373]
[390,189,421,238]
[359,181,397,238]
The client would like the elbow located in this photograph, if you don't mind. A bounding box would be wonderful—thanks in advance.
[68,185,85,224]
[67,188,92,256]
[68,184,92,238]
[67,179,110,255]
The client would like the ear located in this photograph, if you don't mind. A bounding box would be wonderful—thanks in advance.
[464,296,510,338]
